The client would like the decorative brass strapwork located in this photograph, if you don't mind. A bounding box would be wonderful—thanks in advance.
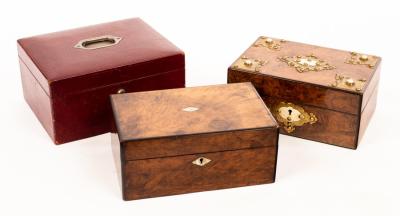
[253,36,286,51]
[273,102,318,133]
[330,74,367,92]
[345,52,378,69]
[278,54,336,73]
[231,56,268,73]
[192,157,211,167]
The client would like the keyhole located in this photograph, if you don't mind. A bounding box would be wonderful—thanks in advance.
[288,109,292,115]
[199,158,203,164]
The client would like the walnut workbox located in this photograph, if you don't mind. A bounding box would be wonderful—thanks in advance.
[228,36,381,149]
[110,83,279,200]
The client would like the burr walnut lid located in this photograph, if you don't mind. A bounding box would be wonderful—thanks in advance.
[230,36,381,95]
[110,83,277,142]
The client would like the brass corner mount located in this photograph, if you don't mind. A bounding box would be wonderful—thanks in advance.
[330,74,367,92]
[253,36,286,51]
[345,52,378,69]
[231,56,268,73]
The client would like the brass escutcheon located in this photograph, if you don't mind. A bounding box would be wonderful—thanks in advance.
[273,102,318,133]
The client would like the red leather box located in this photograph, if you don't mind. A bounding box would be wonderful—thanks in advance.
[17,18,185,144]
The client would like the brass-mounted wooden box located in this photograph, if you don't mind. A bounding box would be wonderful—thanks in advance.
[110,83,279,200]
[228,36,381,149]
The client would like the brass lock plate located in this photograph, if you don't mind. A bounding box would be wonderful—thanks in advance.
[273,102,318,133]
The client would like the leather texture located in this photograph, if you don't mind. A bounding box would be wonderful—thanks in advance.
[18,18,185,144]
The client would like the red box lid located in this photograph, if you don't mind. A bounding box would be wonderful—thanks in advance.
[17,18,184,97]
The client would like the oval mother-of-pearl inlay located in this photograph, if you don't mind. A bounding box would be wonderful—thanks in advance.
[182,106,199,112]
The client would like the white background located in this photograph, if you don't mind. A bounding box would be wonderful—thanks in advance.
[0,0,398,215]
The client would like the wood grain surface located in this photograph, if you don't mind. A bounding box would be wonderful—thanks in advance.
[228,69,361,114]
[229,36,380,101]
[358,86,378,144]
[111,83,279,200]
[228,36,381,149]
[263,97,358,149]
[123,128,278,160]
[123,147,277,200]
[111,83,277,142]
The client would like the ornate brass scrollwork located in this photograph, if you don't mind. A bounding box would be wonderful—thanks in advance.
[330,74,367,92]
[253,36,286,51]
[278,54,336,73]
[273,102,318,133]
[231,56,268,73]
[345,52,378,69]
